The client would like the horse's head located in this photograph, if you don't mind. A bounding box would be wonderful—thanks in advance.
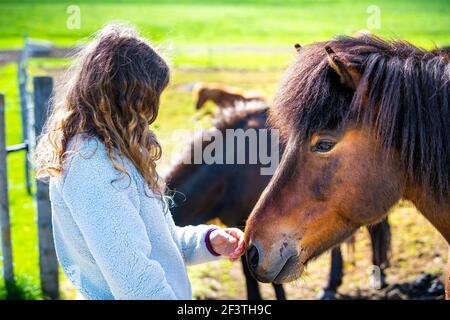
[245,36,449,283]
[245,127,403,283]
[193,85,208,110]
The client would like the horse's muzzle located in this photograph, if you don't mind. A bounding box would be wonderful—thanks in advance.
[245,239,302,283]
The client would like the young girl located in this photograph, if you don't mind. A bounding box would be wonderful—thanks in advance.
[34,24,245,300]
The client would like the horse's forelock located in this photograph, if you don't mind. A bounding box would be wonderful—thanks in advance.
[271,34,450,200]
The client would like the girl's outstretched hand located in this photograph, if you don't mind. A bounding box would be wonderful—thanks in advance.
[209,228,245,261]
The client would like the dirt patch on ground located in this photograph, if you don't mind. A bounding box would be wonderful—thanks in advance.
[337,273,445,300]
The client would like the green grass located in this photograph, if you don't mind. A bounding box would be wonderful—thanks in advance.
[0,63,42,299]
[0,0,449,49]
[0,0,449,299]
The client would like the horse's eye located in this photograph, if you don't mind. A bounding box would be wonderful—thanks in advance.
[312,140,336,153]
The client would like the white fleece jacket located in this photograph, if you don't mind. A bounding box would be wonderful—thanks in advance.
[49,135,220,300]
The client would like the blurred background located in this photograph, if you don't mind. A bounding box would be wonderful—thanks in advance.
[0,0,449,300]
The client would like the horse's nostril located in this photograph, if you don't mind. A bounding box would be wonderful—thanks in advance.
[247,244,259,270]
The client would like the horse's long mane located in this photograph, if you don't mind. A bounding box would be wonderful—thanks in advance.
[164,102,269,187]
[270,35,450,199]
[431,46,450,59]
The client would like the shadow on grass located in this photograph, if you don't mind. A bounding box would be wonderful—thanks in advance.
[0,275,41,300]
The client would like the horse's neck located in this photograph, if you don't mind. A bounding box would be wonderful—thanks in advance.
[405,186,450,243]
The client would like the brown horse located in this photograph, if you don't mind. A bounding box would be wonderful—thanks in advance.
[192,82,266,110]
[165,104,391,299]
[244,35,450,299]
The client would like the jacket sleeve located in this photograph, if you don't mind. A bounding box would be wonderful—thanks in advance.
[61,145,177,300]
[175,224,222,265]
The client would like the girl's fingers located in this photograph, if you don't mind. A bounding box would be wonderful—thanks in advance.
[222,231,238,244]
[212,228,245,259]
[229,248,244,260]
[234,234,245,251]
[226,228,244,241]
[233,230,245,253]
[214,229,236,244]
[224,229,245,250]
[228,232,246,260]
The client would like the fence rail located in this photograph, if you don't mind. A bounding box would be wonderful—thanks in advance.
[6,142,28,153]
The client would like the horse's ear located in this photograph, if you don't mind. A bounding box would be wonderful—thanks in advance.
[325,46,361,90]
[294,43,302,53]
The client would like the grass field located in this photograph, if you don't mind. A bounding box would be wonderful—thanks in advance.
[0,0,449,299]
[1,0,449,48]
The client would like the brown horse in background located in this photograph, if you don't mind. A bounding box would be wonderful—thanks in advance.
[192,82,266,110]
[165,104,391,299]
[244,35,450,298]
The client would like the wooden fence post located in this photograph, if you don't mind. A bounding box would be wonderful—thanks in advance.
[0,93,15,293]
[18,36,32,194]
[33,77,59,299]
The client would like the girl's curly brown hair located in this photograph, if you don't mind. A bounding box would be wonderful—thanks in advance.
[34,23,170,196]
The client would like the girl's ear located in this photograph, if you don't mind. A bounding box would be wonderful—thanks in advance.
[325,46,361,90]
